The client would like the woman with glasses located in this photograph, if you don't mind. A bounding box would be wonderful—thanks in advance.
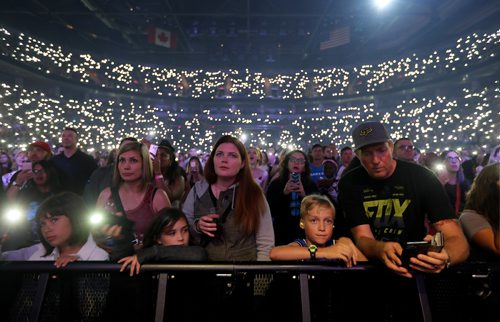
[437,150,471,215]
[13,160,62,205]
[266,150,318,245]
[2,160,62,251]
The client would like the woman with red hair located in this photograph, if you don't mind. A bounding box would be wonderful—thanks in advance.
[183,135,274,261]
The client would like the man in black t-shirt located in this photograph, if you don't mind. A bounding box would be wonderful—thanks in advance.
[339,121,469,278]
[51,127,97,195]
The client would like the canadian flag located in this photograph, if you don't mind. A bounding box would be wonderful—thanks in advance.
[148,27,176,48]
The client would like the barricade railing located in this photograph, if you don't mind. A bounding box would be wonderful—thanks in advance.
[0,261,498,322]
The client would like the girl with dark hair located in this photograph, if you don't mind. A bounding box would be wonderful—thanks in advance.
[185,156,204,189]
[1,192,108,265]
[183,135,274,261]
[118,208,207,276]
[459,162,500,258]
[153,140,185,208]
[266,149,318,245]
[182,156,204,203]
[437,150,471,215]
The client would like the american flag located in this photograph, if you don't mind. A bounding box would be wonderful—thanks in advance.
[320,26,350,50]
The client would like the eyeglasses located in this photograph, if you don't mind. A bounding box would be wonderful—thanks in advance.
[289,157,306,164]
[32,169,45,174]
[445,156,461,162]
[398,145,414,151]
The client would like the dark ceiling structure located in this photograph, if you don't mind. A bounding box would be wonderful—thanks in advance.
[1,0,499,69]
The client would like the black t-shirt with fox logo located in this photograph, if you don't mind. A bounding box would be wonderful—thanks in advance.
[338,160,455,244]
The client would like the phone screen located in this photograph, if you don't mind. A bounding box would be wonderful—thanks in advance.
[149,144,158,159]
[290,172,300,182]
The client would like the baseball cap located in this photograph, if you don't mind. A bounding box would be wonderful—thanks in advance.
[29,141,52,155]
[158,139,175,153]
[352,122,391,151]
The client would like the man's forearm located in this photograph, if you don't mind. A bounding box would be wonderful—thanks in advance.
[435,219,470,266]
[444,235,469,265]
[356,237,384,260]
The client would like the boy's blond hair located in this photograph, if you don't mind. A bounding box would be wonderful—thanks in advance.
[300,194,335,219]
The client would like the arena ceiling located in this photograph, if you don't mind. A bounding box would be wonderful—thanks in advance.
[1,0,499,69]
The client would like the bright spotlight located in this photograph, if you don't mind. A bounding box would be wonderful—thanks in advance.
[374,0,392,9]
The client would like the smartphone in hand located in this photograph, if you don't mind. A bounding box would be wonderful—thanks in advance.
[149,144,158,160]
[402,232,444,265]
[290,172,300,183]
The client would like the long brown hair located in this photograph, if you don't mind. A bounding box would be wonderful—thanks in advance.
[278,150,312,186]
[204,135,266,235]
[439,150,469,186]
[464,163,500,228]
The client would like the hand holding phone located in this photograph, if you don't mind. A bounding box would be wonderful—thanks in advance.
[402,232,444,265]
[289,172,300,183]
[149,144,158,160]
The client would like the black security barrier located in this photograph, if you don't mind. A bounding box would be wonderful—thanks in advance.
[0,261,498,322]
